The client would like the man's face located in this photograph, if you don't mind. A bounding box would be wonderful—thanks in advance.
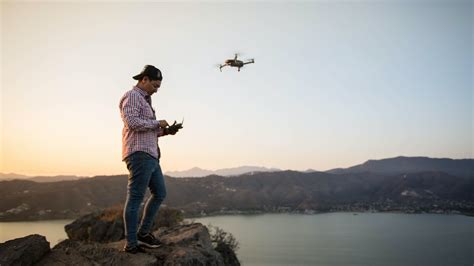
[142,77,162,95]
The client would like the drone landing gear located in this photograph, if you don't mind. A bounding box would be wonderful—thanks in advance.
[238,68,240,72]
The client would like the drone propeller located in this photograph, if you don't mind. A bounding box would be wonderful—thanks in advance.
[243,59,255,65]
[234,52,244,59]
[215,63,226,72]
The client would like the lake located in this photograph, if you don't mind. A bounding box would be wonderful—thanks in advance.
[1,213,472,265]
[0,219,72,247]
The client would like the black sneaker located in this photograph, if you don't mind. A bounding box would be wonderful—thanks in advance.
[137,233,162,248]
[122,245,147,254]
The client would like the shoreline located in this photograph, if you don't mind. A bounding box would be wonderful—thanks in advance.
[2,209,472,223]
[184,209,474,220]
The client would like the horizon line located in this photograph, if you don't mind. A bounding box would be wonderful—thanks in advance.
[1,155,473,178]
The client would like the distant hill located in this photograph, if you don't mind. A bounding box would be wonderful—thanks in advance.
[0,170,472,221]
[0,173,30,181]
[0,173,86,183]
[5,156,472,181]
[27,175,87,183]
[1,156,473,221]
[326,156,474,178]
[165,166,281,178]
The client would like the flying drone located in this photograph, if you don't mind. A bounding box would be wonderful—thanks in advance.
[219,54,255,72]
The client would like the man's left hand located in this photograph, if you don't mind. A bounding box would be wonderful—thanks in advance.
[166,121,183,135]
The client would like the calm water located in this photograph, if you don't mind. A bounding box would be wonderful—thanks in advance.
[0,213,472,266]
[193,213,473,266]
[0,219,72,247]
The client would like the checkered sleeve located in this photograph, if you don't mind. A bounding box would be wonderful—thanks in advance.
[121,92,160,131]
[157,127,166,137]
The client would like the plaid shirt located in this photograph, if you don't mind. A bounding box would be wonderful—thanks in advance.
[119,86,164,161]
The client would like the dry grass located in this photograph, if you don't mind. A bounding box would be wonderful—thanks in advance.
[99,204,124,222]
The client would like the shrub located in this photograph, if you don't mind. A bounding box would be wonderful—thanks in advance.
[99,204,123,222]
[207,224,239,252]
[156,207,184,227]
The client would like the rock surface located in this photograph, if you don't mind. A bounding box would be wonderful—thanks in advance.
[0,234,50,266]
[37,239,158,266]
[0,207,239,265]
[65,206,182,243]
[65,212,125,243]
[1,223,239,266]
[106,223,228,266]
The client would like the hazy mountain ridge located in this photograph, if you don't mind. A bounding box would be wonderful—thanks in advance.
[2,156,472,181]
[0,173,30,181]
[0,171,472,221]
[326,156,474,177]
[0,173,87,183]
[1,156,472,221]
[165,166,282,177]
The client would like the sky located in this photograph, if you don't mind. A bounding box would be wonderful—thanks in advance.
[1,0,472,176]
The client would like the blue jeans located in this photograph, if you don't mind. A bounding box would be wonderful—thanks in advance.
[123,151,167,247]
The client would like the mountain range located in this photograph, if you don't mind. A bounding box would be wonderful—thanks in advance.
[166,156,473,178]
[2,156,472,180]
[165,166,282,177]
[0,173,86,183]
[0,156,472,221]
[326,156,473,178]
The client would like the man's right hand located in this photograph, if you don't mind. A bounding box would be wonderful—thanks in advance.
[159,120,169,128]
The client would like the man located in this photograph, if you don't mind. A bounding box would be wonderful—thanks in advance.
[119,65,178,253]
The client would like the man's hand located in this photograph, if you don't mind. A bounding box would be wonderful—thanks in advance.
[159,120,169,128]
[166,120,183,135]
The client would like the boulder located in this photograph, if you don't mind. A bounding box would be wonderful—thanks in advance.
[159,223,213,247]
[0,234,50,266]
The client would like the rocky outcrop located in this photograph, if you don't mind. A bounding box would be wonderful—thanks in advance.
[37,239,158,266]
[0,234,50,266]
[1,223,240,266]
[64,212,125,243]
[0,206,240,265]
[65,206,183,243]
[106,223,228,266]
